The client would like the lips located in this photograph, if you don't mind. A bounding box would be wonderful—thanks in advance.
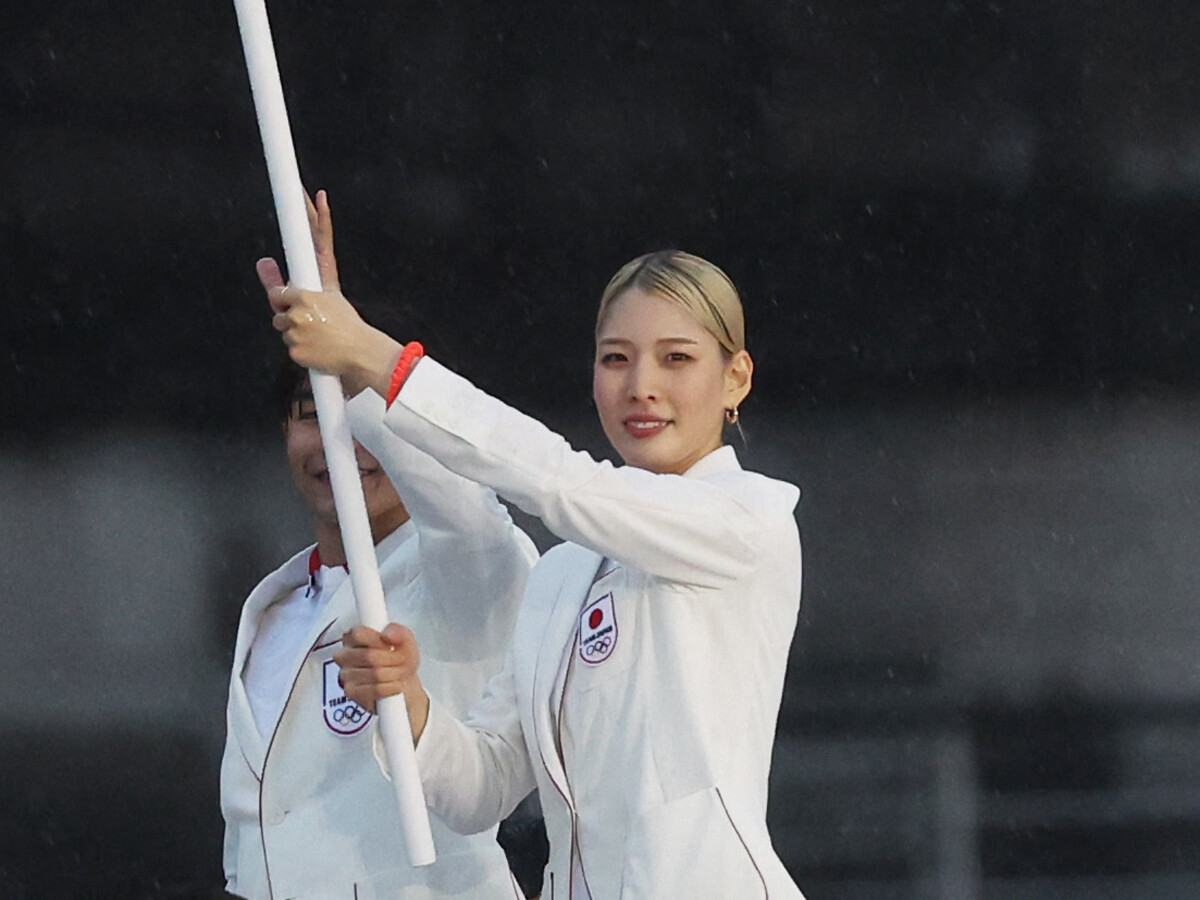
[623,416,670,439]
[313,465,378,482]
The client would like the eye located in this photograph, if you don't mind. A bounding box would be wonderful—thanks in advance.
[665,351,693,363]
[599,351,628,364]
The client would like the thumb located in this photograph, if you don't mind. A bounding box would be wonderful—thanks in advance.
[257,257,294,315]
[256,257,285,292]
[380,622,413,649]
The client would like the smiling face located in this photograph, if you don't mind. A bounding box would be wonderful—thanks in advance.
[284,391,409,541]
[593,287,753,475]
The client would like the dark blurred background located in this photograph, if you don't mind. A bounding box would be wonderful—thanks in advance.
[4,1,1200,897]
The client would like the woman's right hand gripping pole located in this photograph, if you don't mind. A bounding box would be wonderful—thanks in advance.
[336,624,431,744]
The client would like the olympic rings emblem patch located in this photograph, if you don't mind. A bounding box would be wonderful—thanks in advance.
[582,636,613,659]
[323,659,373,736]
[578,592,618,665]
[331,704,367,725]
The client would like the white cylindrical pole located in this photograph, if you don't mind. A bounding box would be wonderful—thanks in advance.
[231,0,436,867]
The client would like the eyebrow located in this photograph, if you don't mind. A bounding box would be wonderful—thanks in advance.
[596,336,700,346]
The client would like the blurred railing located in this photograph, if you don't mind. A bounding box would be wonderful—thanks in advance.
[770,670,1200,900]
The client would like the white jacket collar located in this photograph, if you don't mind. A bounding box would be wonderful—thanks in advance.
[680,444,741,479]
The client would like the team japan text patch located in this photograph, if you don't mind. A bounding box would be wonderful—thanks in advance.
[579,592,618,665]
[322,659,373,736]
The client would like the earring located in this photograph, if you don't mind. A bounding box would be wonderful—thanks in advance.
[725,407,740,425]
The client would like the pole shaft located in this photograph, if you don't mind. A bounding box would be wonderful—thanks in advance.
[231,0,436,867]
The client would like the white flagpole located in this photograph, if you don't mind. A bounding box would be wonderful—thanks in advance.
[232,0,436,867]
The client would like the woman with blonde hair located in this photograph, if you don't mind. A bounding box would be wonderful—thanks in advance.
[261,191,805,899]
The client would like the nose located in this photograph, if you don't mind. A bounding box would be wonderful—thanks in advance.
[627,358,659,402]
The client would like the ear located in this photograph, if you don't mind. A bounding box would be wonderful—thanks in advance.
[723,350,753,409]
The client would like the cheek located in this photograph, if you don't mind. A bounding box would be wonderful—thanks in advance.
[286,425,323,467]
[287,436,311,462]
[680,369,728,413]
[285,438,305,471]
[369,480,403,509]
[592,370,618,418]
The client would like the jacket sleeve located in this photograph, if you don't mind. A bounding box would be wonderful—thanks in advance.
[348,389,539,660]
[380,358,796,589]
[401,651,537,835]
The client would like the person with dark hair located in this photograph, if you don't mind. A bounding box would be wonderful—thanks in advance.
[259,192,805,899]
[220,204,540,899]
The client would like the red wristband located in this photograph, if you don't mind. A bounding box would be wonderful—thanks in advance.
[386,341,425,407]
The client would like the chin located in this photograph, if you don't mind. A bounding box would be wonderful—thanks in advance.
[620,451,674,474]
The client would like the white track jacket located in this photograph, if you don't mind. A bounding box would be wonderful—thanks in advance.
[220,390,537,900]
[372,358,806,900]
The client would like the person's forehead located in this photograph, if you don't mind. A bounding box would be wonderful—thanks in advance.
[598,288,711,341]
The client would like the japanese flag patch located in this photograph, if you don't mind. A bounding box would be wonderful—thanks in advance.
[579,592,618,665]
[322,659,373,736]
